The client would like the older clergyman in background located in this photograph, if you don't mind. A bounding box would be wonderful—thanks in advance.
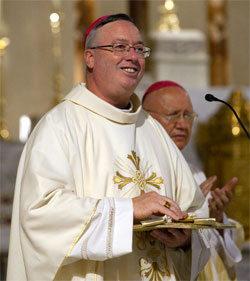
[142,80,244,281]
[7,14,209,281]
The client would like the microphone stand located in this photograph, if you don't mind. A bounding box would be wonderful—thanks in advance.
[205,94,250,140]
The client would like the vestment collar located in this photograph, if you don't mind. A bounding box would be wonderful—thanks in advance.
[63,83,141,124]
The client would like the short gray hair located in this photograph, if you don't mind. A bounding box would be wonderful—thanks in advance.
[85,13,138,49]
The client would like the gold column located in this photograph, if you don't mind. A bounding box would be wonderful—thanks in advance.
[207,0,231,85]
[74,0,95,84]
[50,3,64,106]
[129,0,148,41]
[196,90,250,239]
[0,1,10,140]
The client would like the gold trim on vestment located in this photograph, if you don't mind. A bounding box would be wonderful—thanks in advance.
[107,198,115,258]
[53,199,101,280]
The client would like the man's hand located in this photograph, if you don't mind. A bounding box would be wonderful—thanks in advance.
[150,228,192,249]
[209,177,238,222]
[132,191,187,221]
[200,176,217,197]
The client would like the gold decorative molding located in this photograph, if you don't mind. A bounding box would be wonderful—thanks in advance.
[156,0,180,32]
[196,90,250,239]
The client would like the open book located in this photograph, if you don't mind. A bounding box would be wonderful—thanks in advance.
[133,216,236,231]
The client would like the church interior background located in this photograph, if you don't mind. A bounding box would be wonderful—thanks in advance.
[0,0,249,279]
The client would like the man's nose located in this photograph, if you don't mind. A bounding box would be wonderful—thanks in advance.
[175,115,189,128]
[125,47,138,60]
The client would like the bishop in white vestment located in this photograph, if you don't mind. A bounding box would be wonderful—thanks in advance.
[7,83,210,281]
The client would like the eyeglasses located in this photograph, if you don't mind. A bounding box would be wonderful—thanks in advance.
[90,43,151,58]
[147,110,198,123]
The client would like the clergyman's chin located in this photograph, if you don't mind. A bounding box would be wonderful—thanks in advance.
[174,140,186,151]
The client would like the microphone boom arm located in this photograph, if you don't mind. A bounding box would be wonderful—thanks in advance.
[219,99,250,140]
[205,94,250,140]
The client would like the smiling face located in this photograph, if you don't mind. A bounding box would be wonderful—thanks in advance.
[143,86,194,150]
[84,20,145,108]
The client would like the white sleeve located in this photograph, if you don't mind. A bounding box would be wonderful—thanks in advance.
[168,230,211,281]
[210,213,242,268]
[190,229,211,280]
[66,197,133,264]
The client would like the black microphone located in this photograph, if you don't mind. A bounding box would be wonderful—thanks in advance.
[205,93,220,102]
[205,93,250,140]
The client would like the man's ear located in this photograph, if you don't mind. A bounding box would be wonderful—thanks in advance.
[84,49,94,69]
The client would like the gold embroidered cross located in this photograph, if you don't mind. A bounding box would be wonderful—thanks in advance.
[113,151,163,195]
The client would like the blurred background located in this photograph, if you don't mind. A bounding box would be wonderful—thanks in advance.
[0,0,249,280]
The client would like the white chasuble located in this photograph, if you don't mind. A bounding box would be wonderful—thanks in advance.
[7,83,208,281]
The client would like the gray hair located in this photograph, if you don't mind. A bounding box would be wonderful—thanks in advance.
[85,13,138,49]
